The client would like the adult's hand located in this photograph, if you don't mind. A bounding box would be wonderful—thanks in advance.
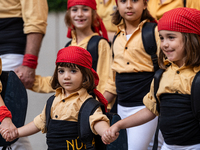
[0,117,18,142]
[15,65,35,89]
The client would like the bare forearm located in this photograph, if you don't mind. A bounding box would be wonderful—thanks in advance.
[94,121,110,136]
[103,91,116,103]
[115,108,156,130]
[25,33,44,56]
[18,121,40,138]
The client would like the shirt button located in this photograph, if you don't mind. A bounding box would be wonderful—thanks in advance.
[62,100,65,102]
[55,115,58,118]
[176,71,180,74]
[100,2,103,4]
[127,62,129,65]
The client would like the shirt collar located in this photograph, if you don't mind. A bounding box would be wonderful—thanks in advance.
[116,19,148,34]
[164,59,200,73]
[55,87,91,102]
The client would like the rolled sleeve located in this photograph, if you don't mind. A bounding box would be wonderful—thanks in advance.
[21,0,48,34]
[89,107,110,135]
[33,105,47,133]
[30,75,55,93]
[143,79,159,116]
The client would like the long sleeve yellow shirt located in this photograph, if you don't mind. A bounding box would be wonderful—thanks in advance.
[96,0,118,32]
[34,88,109,135]
[105,20,160,95]
[143,60,200,116]
[0,0,48,34]
[148,0,200,21]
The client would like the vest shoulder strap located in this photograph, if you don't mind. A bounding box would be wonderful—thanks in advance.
[142,22,159,72]
[65,40,72,47]
[78,98,104,149]
[183,0,186,7]
[153,69,165,113]
[45,95,56,131]
[191,71,200,122]
[87,36,105,71]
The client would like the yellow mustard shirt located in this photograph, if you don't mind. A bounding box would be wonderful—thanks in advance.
[34,88,109,134]
[148,0,200,21]
[0,0,48,34]
[105,20,160,94]
[143,60,200,116]
[96,0,118,32]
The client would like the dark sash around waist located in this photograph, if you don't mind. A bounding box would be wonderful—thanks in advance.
[0,18,26,55]
[46,119,86,150]
[116,72,154,107]
[159,93,200,146]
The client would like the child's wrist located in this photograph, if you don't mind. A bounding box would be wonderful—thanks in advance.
[0,106,12,122]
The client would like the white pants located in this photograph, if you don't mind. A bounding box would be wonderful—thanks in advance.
[161,142,200,150]
[118,104,164,150]
[0,54,33,150]
[0,137,33,150]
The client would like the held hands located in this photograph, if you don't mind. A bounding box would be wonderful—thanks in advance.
[101,123,120,145]
[0,118,19,142]
[15,65,35,89]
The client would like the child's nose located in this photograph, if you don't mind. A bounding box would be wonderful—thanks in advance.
[77,9,83,16]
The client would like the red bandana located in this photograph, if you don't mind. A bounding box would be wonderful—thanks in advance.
[67,0,108,41]
[56,46,108,112]
[158,7,200,36]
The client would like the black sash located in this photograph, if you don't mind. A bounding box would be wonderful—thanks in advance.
[159,93,200,145]
[0,18,26,55]
[115,72,154,107]
[46,119,86,150]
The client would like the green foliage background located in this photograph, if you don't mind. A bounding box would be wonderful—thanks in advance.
[47,0,67,12]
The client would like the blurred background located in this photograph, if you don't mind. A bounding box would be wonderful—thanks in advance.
[25,1,69,149]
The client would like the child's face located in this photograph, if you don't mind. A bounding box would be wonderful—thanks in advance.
[159,30,186,67]
[117,0,146,26]
[70,5,93,31]
[58,66,83,96]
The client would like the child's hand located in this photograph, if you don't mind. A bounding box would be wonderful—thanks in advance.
[101,124,120,144]
[0,118,19,142]
[0,127,19,142]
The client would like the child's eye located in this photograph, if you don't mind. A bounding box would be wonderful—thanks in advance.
[120,0,126,3]
[71,8,77,12]
[132,0,138,2]
[169,36,175,40]
[159,36,164,41]
[83,8,89,11]
[58,69,64,74]
[70,69,77,73]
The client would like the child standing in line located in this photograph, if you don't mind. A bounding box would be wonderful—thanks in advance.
[0,46,111,150]
[102,7,200,150]
[30,0,112,98]
[103,0,163,149]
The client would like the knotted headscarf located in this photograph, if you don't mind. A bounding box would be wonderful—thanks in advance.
[158,7,200,36]
[67,0,108,41]
[56,46,108,112]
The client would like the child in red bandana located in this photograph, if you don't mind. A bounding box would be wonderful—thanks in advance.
[102,7,200,150]
[0,46,112,150]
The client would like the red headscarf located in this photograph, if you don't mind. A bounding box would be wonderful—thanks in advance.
[158,7,200,36]
[56,46,108,112]
[67,0,108,41]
